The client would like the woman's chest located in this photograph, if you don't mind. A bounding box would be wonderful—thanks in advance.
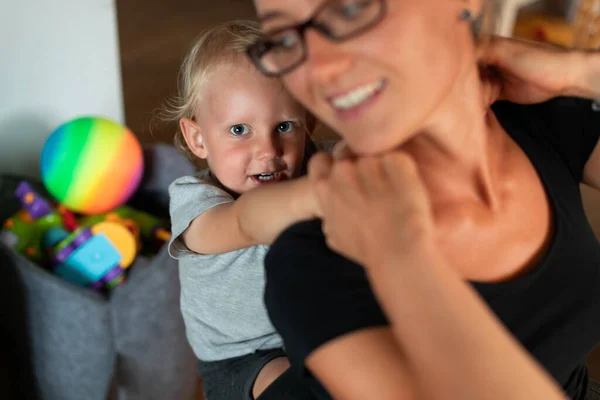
[434,149,553,282]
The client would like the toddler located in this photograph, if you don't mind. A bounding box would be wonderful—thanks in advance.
[166,20,320,400]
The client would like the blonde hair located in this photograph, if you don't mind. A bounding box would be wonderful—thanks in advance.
[163,20,267,160]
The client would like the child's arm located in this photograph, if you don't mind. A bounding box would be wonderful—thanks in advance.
[182,177,315,254]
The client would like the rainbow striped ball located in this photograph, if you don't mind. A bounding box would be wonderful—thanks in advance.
[41,117,144,215]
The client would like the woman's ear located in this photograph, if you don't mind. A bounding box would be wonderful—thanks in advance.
[180,118,208,159]
[459,0,483,15]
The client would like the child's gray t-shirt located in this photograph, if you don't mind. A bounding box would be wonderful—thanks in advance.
[168,170,283,362]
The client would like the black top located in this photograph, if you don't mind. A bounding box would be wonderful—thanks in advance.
[264,98,600,400]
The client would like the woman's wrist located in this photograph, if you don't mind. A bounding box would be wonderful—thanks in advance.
[565,49,600,100]
[365,233,441,274]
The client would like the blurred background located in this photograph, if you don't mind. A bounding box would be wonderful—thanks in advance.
[2,0,600,398]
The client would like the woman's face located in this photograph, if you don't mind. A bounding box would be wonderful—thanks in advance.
[253,0,480,155]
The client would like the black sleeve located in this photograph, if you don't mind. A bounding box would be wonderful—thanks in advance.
[515,97,600,182]
[264,219,388,372]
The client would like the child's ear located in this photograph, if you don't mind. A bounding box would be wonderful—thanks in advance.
[180,118,208,159]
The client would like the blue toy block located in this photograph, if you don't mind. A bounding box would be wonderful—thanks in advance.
[54,233,121,287]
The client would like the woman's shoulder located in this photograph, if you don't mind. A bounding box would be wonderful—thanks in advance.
[491,97,596,126]
[492,97,600,182]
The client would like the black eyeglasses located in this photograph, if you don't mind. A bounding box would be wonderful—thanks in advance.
[247,0,386,77]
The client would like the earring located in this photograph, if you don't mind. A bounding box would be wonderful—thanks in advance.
[460,9,473,21]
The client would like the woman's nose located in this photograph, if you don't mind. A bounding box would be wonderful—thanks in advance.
[304,29,353,85]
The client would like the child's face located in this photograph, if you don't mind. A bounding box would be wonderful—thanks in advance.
[182,58,308,195]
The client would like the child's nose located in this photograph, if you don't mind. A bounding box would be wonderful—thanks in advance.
[255,135,280,160]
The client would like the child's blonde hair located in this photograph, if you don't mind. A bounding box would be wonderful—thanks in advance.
[163,20,315,160]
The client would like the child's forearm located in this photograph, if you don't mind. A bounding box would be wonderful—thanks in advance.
[366,247,566,400]
[182,178,315,255]
[235,177,316,245]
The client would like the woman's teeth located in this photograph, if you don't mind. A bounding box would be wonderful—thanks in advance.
[332,80,385,110]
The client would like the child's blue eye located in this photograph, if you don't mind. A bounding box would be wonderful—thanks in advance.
[277,121,295,133]
[230,124,250,136]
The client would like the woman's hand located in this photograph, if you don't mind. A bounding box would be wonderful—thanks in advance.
[308,148,435,267]
[478,35,600,104]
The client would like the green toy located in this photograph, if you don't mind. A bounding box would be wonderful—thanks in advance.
[0,182,65,263]
[79,206,170,255]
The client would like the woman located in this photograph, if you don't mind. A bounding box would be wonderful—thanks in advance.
[246,0,600,399]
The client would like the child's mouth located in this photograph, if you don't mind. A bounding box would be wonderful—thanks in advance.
[250,172,285,184]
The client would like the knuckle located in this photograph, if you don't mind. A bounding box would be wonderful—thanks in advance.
[386,152,419,182]
[402,211,431,244]
[333,159,356,180]
[309,151,329,168]
[364,156,383,173]
[385,151,411,167]
[314,179,329,198]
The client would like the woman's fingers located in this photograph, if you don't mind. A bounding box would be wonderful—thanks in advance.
[382,152,425,194]
[308,152,334,218]
[382,152,432,217]
[308,151,333,182]
[357,156,387,196]
[331,140,354,160]
[478,35,546,66]
[309,149,436,265]
[476,34,503,65]
[475,35,578,103]
[328,159,363,206]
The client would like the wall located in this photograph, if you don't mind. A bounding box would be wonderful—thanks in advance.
[0,0,124,178]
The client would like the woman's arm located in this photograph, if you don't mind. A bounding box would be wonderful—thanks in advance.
[366,242,566,400]
[306,327,418,400]
[308,151,567,400]
[480,37,600,190]
[182,177,315,254]
[479,36,600,103]
[565,49,600,100]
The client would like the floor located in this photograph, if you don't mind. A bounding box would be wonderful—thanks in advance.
[115,0,600,393]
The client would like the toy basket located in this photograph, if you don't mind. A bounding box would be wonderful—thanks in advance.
[0,174,196,400]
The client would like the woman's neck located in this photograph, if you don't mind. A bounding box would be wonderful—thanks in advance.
[403,64,505,210]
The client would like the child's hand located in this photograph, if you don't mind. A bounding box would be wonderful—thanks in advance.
[308,149,435,267]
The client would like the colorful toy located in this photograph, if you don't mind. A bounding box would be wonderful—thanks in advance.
[0,182,67,262]
[0,181,160,291]
[42,225,132,289]
[40,117,144,215]
[90,221,137,268]
[79,206,171,254]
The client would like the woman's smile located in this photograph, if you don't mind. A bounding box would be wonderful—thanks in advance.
[327,79,387,120]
